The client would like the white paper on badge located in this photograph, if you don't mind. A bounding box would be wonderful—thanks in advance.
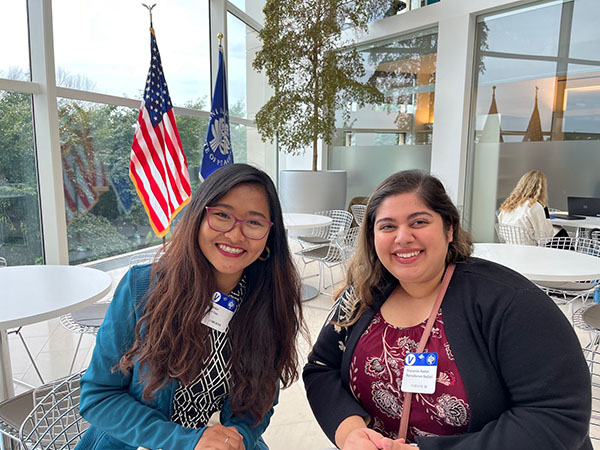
[401,352,438,394]
[201,291,238,333]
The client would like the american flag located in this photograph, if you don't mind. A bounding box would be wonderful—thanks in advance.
[130,28,191,237]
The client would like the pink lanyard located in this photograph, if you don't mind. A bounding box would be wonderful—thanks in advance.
[397,264,456,441]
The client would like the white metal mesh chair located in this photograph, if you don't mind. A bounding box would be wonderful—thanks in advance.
[350,204,366,227]
[296,210,353,247]
[295,227,360,296]
[0,372,84,450]
[536,236,600,317]
[59,303,109,375]
[573,304,600,441]
[128,249,162,268]
[1,257,45,385]
[58,249,162,375]
[495,223,545,246]
[19,370,88,450]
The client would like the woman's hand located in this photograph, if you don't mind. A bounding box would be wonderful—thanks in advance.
[194,424,245,450]
[375,437,419,450]
[341,430,420,450]
[341,427,386,449]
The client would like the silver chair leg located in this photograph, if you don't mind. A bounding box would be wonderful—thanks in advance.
[16,331,44,384]
[69,334,84,374]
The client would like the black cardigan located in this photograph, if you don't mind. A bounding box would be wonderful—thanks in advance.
[303,258,593,450]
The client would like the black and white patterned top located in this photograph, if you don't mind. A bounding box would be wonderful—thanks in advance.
[171,277,246,427]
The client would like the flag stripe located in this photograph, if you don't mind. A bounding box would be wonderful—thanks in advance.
[129,29,191,237]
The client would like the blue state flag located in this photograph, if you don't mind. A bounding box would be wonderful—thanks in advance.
[200,45,232,181]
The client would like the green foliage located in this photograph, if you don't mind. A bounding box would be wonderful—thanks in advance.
[253,0,385,170]
[67,213,132,264]
[0,85,211,264]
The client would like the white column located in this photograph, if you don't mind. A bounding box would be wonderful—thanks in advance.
[28,0,69,264]
[429,12,477,206]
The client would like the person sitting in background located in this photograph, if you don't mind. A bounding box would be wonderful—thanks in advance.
[498,169,567,239]
[76,163,304,450]
[303,169,591,449]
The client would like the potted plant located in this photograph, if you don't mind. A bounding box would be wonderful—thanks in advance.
[253,0,384,212]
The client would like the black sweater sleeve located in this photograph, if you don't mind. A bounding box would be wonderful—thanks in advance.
[418,279,592,450]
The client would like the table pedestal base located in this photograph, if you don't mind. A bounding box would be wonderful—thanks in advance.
[301,284,319,302]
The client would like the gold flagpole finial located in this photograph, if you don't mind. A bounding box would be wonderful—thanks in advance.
[217,33,223,47]
[142,3,157,28]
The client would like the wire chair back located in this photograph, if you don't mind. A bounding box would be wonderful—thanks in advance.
[350,204,366,227]
[19,371,88,450]
[129,249,163,268]
[495,223,543,246]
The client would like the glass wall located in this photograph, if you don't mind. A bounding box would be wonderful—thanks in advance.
[330,28,437,202]
[0,2,29,80]
[0,91,43,265]
[0,0,274,266]
[466,0,600,242]
[52,0,211,105]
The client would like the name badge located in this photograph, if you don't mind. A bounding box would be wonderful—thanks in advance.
[401,352,438,394]
[201,291,239,333]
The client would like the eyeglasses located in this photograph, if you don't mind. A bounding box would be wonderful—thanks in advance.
[205,207,273,240]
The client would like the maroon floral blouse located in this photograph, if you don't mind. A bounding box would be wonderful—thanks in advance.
[349,309,470,442]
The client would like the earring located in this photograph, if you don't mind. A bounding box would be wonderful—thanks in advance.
[258,246,270,261]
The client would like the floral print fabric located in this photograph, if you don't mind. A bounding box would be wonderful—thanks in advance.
[350,309,470,442]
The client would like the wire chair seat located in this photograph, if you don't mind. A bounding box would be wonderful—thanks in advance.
[536,237,600,317]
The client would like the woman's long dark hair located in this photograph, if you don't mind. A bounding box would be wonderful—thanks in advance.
[344,170,473,324]
[120,163,304,422]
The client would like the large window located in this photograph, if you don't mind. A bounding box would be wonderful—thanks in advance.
[330,28,438,201]
[0,2,29,80]
[466,0,600,242]
[0,91,43,265]
[52,0,211,106]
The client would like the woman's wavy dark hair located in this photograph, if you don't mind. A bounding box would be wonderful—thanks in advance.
[344,170,473,323]
[119,163,304,422]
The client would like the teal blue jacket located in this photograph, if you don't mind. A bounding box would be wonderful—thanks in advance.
[76,264,273,450]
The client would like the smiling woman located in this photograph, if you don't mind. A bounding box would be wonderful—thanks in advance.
[304,170,593,450]
[76,163,304,450]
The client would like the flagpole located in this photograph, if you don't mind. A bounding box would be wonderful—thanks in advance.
[141,3,157,28]
[217,32,223,47]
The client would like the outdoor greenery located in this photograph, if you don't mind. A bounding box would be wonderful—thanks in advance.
[0,69,248,265]
[253,0,385,171]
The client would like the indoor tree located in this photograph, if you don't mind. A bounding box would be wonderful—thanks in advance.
[253,0,385,171]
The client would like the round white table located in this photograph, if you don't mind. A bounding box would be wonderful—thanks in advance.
[282,213,333,230]
[283,213,333,301]
[0,265,112,400]
[472,243,600,282]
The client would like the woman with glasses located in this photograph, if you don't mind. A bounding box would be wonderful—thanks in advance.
[77,164,304,450]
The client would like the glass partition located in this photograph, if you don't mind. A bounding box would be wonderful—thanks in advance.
[0,91,43,265]
[330,28,437,201]
[466,0,600,242]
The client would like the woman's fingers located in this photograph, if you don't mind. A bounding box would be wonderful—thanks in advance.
[194,425,244,450]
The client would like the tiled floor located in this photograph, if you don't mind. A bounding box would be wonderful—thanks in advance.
[7,242,600,449]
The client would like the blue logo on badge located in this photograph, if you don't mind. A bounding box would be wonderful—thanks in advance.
[405,352,438,366]
[212,291,239,312]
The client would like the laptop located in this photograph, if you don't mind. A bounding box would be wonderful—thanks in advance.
[567,196,600,217]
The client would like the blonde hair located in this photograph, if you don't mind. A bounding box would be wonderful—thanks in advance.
[500,170,548,213]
